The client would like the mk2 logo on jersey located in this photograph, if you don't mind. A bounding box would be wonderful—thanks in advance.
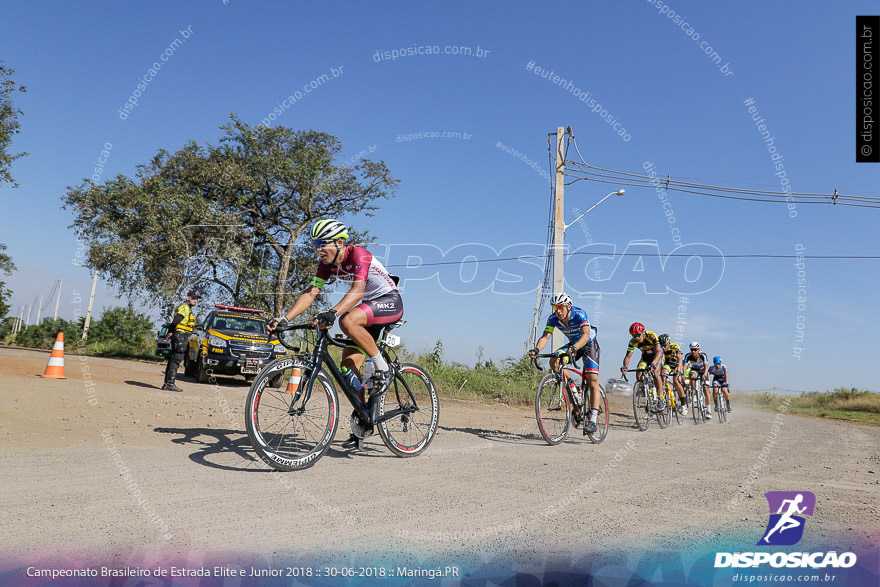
[759,491,815,546]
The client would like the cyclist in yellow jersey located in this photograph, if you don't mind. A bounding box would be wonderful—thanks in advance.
[621,322,664,396]
[659,334,688,416]
[162,289,200,391]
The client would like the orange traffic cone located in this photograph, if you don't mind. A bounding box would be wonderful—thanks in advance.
[285,367,302,394]
[41,332,66,379]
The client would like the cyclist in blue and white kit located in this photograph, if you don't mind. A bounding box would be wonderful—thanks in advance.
[528,292,601,434]
[708,356,732,413]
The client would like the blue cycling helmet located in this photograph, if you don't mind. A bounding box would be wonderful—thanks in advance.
[713,356,723,365]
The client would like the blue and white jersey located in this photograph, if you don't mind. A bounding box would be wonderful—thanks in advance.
[544,306,594,345]
[708,364,728,380]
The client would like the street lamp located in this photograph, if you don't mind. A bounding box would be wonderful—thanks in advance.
[563,189,625,231]
[546,187,625,350]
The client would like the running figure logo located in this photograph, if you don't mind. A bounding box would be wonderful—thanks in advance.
[758,491,816,546]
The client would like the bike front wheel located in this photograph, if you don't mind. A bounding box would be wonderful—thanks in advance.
[632,381,651,431]
[377,362,440,457]
[587,384,609,444]
[717,392,728,423]
[655,383,671,429]
[536,374,570,444]
[668,383,681,426]
[656,398,671,429]
[245,358,339,471]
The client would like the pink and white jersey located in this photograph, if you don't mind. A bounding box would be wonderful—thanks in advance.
[310,245,397,301]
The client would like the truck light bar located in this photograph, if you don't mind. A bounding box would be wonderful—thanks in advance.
[214,304,265,314]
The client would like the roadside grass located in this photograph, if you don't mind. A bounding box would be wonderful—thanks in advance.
[82,340,163,361]
[743,387,880,425]
[294,336,542,406]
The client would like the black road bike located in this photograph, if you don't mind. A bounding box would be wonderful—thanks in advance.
[245,321,439,471]
[624,368,668,431]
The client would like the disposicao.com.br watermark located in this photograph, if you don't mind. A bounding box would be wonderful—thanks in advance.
[373,43,491,62]
[118,26,194,120]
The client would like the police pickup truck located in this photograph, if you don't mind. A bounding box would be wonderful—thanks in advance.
[184,305,287,385]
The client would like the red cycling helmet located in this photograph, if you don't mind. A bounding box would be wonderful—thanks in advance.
[629,322,646,336]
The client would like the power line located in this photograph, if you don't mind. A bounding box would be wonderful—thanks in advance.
[565,134,880,209]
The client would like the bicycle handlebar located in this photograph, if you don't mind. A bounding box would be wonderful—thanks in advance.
[271,323,312,351]
[619,368,643,382]
[530,352,576,372]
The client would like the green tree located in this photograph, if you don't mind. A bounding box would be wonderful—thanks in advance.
[0,61,27,187]
[64,115,398,315]
[87,305,154,347]
[0,243,16,319]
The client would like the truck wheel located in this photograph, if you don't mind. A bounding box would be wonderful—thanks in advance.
[196,354,210,384]
[184,352,196,377]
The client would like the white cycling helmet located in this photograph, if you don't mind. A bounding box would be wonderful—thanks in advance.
[689,341,700,350]
[311,218,348,241]
[551,292,572,306]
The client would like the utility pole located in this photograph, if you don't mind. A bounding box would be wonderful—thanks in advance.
[551,126,567,351]
[25,303,32,326]
[82,271,98,340]
[15,305,24,334]
[53,279,63,321]
[528,281,542,351]
[35,294,43,325]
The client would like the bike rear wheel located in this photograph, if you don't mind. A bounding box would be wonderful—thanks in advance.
[245,358,339,471]
[377,362,440,457]
[632,381,651,431]
[536,374,570,444]
[587,384,609,444]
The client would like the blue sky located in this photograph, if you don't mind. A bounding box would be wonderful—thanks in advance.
[1,1,876,391]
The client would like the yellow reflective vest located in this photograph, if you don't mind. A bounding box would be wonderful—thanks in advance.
[173,302,195,333]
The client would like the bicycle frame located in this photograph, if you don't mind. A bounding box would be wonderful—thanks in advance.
[532,354,588,405]
[625,369,659,403]
[689,376,707,419]
[280,324,419,427]
[624,368,665,414]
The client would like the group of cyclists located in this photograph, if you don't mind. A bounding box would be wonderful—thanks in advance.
[251,218,730,452]
[527,292,731,425]
[622,322,731,419]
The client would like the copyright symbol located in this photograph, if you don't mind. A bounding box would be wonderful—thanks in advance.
[861,144,872,157]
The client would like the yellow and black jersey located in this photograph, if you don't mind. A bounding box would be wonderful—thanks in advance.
[627,331,661,354]
[663,342,682,366]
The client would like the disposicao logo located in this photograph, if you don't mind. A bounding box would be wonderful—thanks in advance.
[759,490,815,546]
[714,491,857,569]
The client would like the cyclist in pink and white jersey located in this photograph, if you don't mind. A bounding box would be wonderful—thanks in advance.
[268,220,402,416]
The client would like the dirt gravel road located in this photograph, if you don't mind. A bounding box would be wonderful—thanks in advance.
[1,346,878,572]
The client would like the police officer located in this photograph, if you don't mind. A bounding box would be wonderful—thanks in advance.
[162,289,200,391]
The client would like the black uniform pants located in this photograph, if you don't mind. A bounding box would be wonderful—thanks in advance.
[163,332,189,385]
